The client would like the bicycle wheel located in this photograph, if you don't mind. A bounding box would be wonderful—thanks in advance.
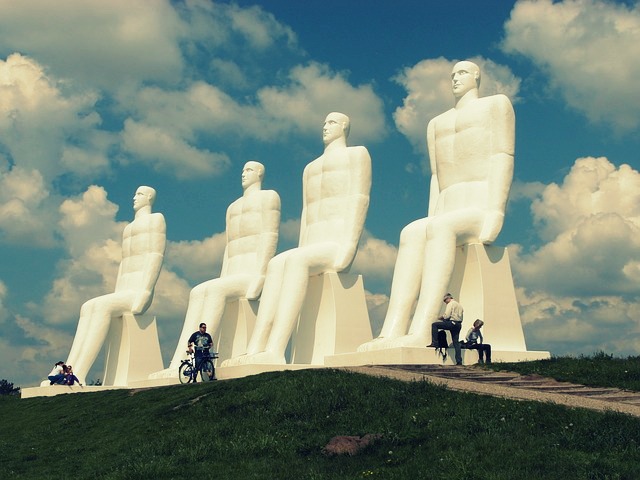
[179,362,194,384]
[199,359,216,382]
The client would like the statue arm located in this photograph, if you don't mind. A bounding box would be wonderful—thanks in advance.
[298,166,309,246]
[131,213,167,314]
[479,95,515,244]
[426,119,440,217]
[220,205,232,278]
[246,191,281,299]
[333,147,372,271]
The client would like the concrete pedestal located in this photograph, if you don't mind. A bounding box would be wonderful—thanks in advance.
[215,298,258,364]
[103,313,164,386]
[326,244,549,367]
[290,272,372,364]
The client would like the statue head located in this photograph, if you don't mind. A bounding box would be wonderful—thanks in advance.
[451,61,480,99]
[133,185,156,212]
[242,161,265,190]
[322,112,350,146]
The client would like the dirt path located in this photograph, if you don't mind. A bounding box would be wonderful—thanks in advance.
[342,365,640,418]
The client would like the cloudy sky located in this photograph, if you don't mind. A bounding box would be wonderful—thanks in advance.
[1,0,640,387]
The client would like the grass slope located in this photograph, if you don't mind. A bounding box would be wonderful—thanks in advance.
[3,362,640,480]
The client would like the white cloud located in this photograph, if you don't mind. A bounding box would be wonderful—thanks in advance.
[0,280,8,324]
[178,0,298,55]
[503,0,640,132]
[0,0,185,91]
[58,185,123,257]
[43,240,122,326]
[0,167,58,246]
[0,314,73,386]
[352,232,397,283]
[510,157,640,355]
[258,63,387,144]
[279,219,301,245]
[226,3,297,49]
[393,56,520,159]
[121,119,231,179]
[517,288,640,356]
[510,179,547,202]
[165,233,227,284]
[120,61,386,178]
[0,54,111,181]
[365,291,390,338]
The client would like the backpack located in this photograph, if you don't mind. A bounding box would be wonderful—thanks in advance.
[435,330,449,360]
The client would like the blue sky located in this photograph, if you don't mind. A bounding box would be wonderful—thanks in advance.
[1,0,640,386]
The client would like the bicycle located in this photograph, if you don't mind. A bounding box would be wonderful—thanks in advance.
[179,350,218,384]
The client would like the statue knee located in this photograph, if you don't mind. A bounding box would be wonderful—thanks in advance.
[399,221,425,246]
[190,283,209,300]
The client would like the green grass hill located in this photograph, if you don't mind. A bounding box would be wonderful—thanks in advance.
[3,356,640,479]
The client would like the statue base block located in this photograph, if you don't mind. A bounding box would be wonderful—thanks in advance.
[290,272,372,364]
[103,313,164,386]
[215,298,258,363]
[325,347,550,367]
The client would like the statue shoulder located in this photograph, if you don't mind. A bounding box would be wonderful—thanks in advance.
[486,93,514,111]
[428,107,455,126]
[148,212,166,230]
[259,189,281,208]
[347,145,372,164]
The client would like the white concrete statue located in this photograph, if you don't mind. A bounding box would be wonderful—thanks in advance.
[66,186,166,381]
[155,161,280,376]
[222,112,372,366]
[359,60,515,351]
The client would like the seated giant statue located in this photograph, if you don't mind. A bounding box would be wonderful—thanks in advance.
[154,161,280,377]
[359,60,515,351]
[65,186,166,382]
[222,112,372,366]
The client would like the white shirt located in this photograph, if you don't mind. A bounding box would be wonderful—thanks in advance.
[444,299,463,322]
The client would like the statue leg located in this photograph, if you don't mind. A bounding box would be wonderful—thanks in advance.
[391,210,485,348]
[161,278,247,375]
[222,254,287,366]
[358,219,427,351]
[67,293,131,381]
[240,244,335,365]
[407,226,457,339]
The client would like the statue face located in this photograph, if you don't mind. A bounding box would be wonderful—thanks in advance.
[451,62,479,98]
[133,187,152,211]
[322,113,346,145]
[241,162,262,189]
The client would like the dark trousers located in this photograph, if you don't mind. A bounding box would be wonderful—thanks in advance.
[48,374,65,385]
[431,320,462,364]
[466,344,492,363]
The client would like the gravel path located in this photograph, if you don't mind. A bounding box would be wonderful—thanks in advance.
[342,365,640,418]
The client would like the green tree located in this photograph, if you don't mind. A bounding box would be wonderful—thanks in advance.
[0,379,21,396]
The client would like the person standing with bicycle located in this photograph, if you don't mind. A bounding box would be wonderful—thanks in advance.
[188,323,214,376]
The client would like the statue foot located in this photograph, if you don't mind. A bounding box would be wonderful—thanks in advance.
[240,351,286,365]
[148,367,178,379]
[357,336,398,352]
[221,355,245,368]
[387,334,431,349]
[222,351,286,367]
